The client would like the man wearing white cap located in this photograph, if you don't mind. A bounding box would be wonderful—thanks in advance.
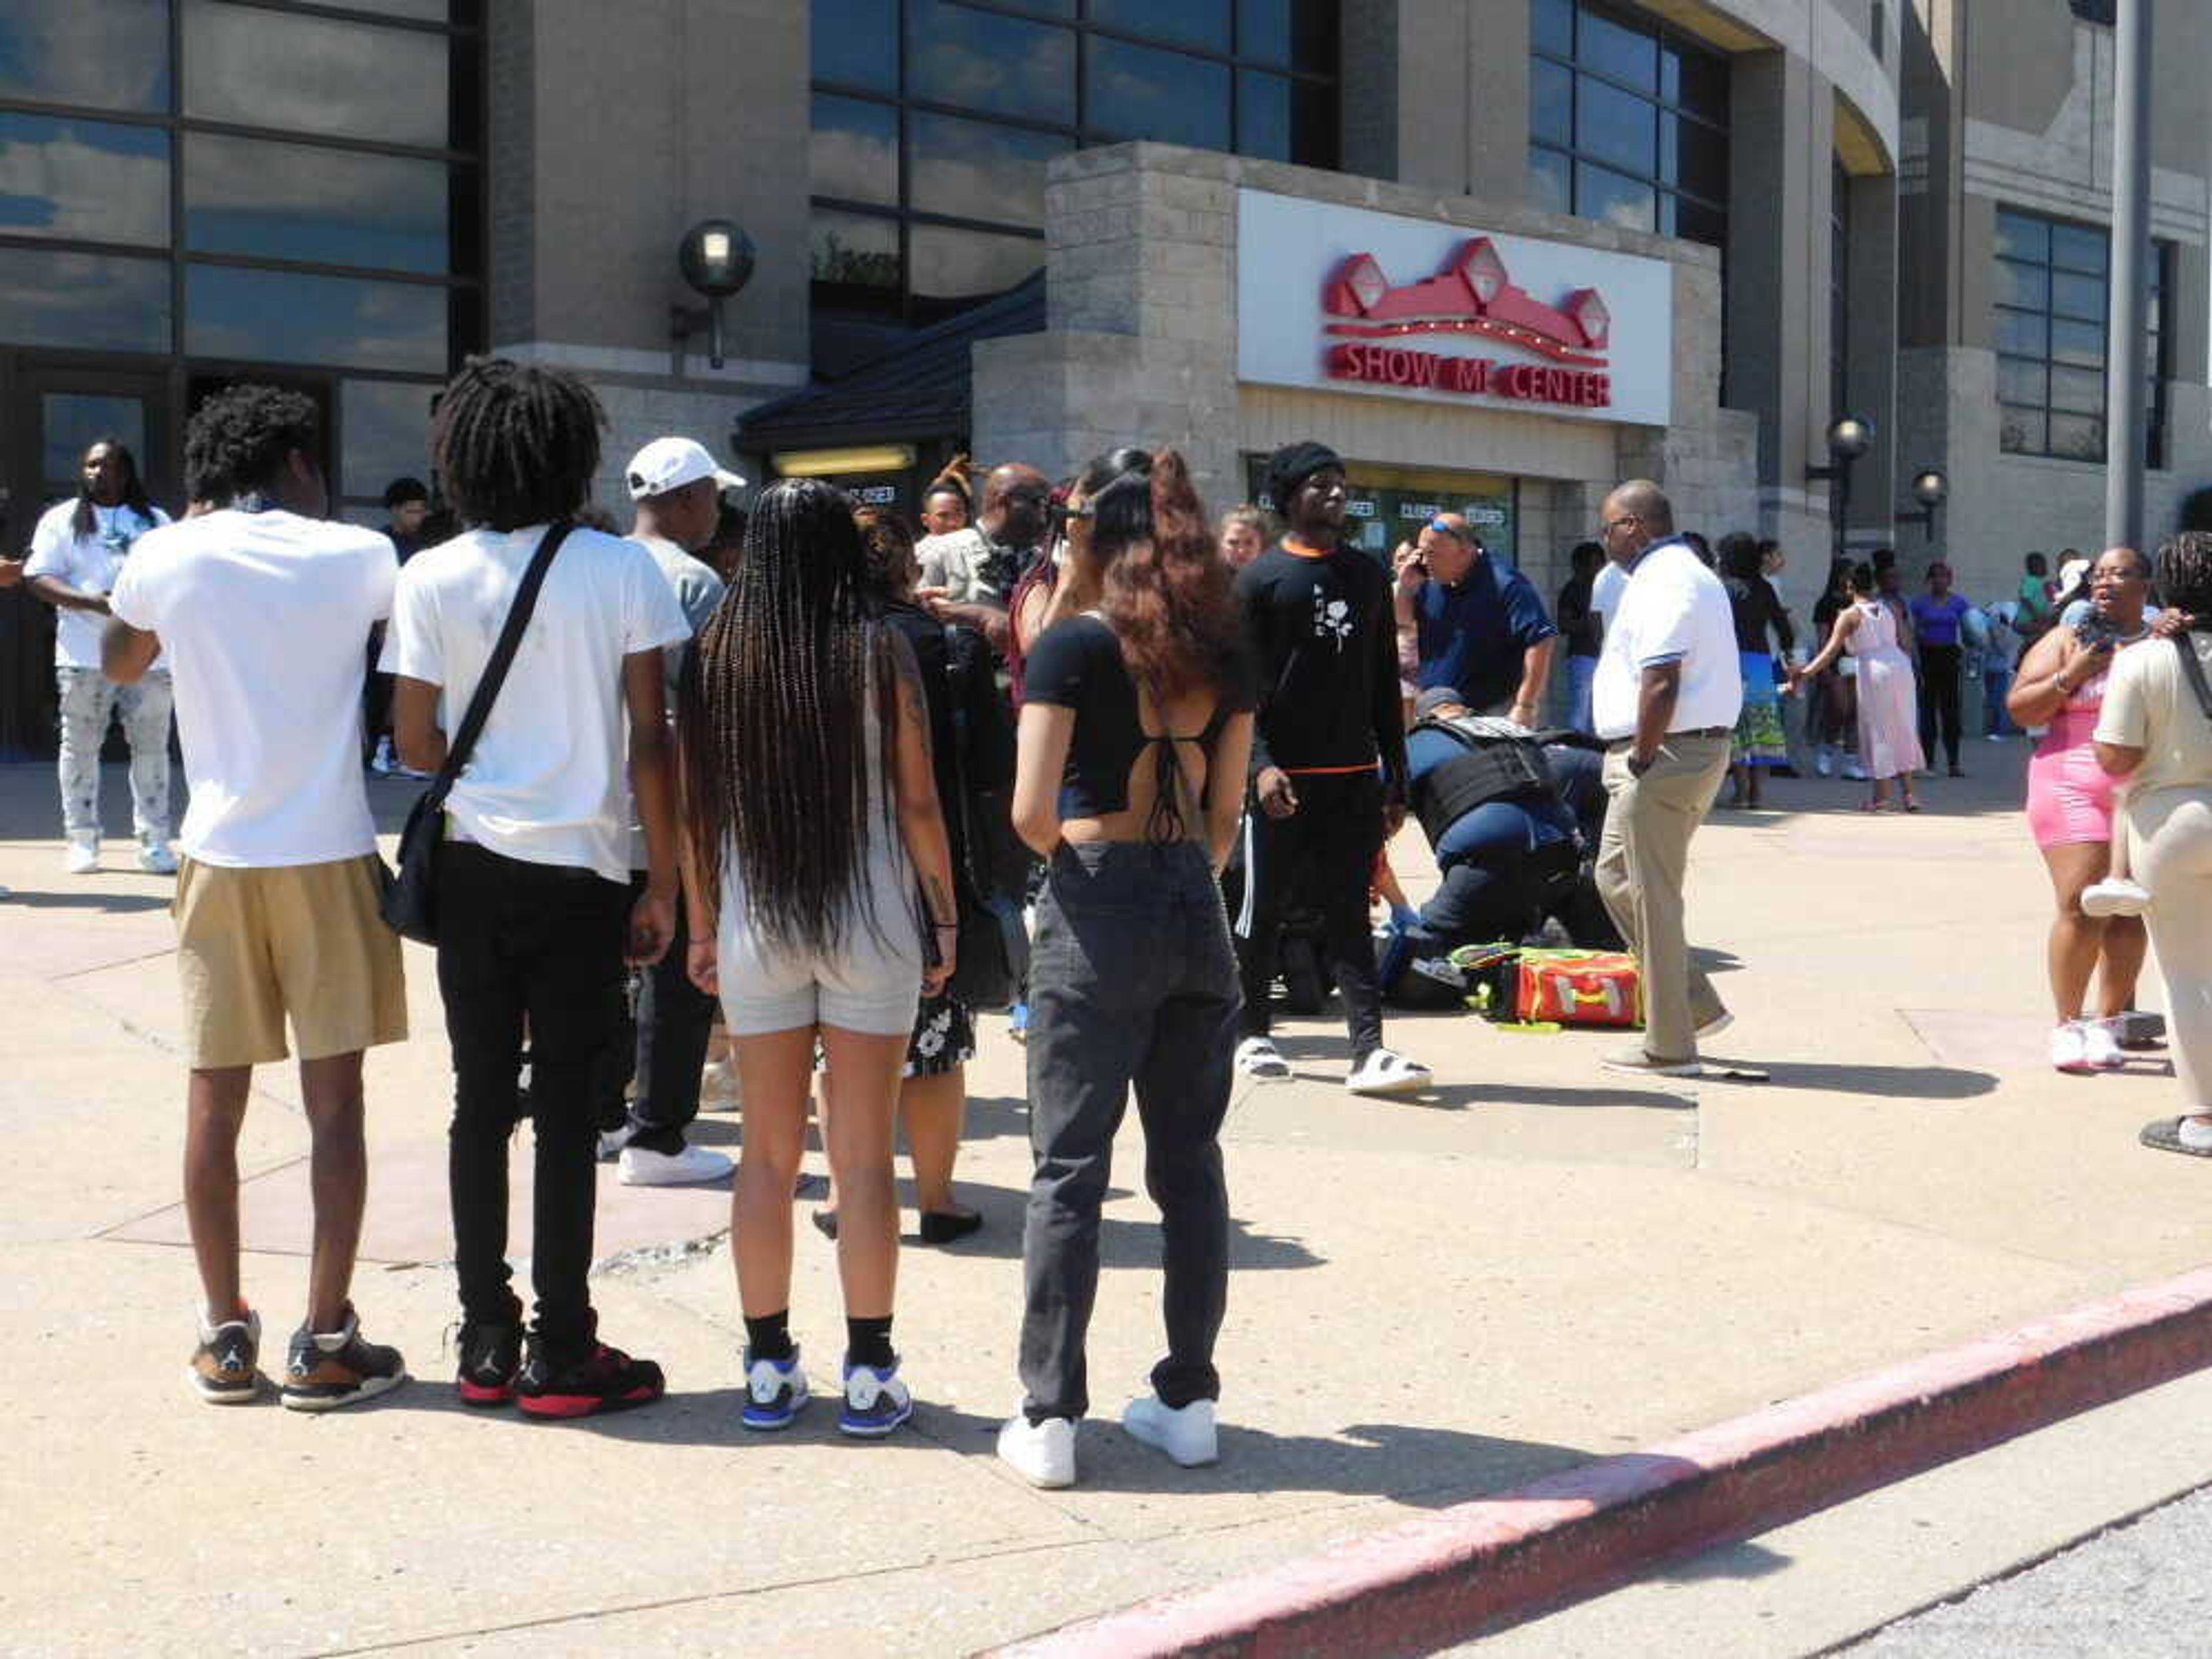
[597,437,743,1187]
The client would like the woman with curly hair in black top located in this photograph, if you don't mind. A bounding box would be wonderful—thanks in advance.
[994,449,1255,1490]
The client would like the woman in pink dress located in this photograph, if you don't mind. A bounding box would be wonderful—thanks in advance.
[2008,547,2157,1073]
[1793,563,1925,811]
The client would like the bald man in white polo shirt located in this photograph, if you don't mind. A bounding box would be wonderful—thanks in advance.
[1590,480,1741,1075]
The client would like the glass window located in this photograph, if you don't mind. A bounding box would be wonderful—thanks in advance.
[910,224,1044,314]
[2051,222,2107,274]
[813,0,897,90]
[1531,1,1726,247]
[2051,270,2105,321]
[810,209,902,305]
[911,112,1068,228]
[44,394,149,486]
[1578,6,1657,91]
[0,112,171,248]
[810,95,899,208]
[905,0,1074,124]
[184,133,448,273]
[1090,0,1230,52]
[185,263,446,373]
[1574,160,1653,232]
[1994,211,2050,262]
[337,0,464,20]
[1993,257,2049,312]
[1576,77,1653,175]
[1994,205,2162,464]
[0,0,172,115]
[1086,37,1231,149]
[340,377,437,500]
[183,0,451,150]
[0,245,171,353]
[1997,359,2046,409]
[1238,69,1292,161]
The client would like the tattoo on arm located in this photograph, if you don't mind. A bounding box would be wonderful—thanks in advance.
[925,873,954,926]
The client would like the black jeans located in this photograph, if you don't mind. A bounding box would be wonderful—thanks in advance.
[1918,642,1963,769]
[1232,768,1385,1056]
[1021,840,1240,1423]
[435,843,629,1357]
[603,879,716,1154]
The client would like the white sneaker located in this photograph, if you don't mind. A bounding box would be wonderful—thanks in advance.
[2051,1021,2094,1075]
[1695,1009,1734,1039]
[1815,745,1835,777]
[618,1142,733,1185]
[137,837,177,875]
[370,736,395,775]
[699,1059,741,1109]
[1986,733,2006,743]
[63,832,99,875]
[596,1124,635,1161]
[1122,1394,1218,1467]
[998,1414,1077,1488]
[2081,878,2152,918]
[1842,761,1869,782]
[2082,1019,2126,1071]
[1346,1047,1430,1096]
[1234,1036,1293,1083]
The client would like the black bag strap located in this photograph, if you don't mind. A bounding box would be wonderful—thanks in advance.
[941,623,989,899]
[423,520,573,811]
[2175,631,2212,723]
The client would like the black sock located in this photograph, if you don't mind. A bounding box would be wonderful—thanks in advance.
[846,1315,895,1372]
[744,1310,793,1362]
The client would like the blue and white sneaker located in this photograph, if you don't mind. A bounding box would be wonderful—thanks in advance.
[1007,1001,1031,1046]
[740,1347,809,1430]
[839,1361,914,1438]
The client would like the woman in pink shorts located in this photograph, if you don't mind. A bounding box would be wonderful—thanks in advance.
[2010,548,2156,1073]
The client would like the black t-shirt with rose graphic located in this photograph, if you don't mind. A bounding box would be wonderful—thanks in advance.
[1233,539,1406,789]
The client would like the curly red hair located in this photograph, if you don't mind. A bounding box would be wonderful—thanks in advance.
[1095,449,1248,706]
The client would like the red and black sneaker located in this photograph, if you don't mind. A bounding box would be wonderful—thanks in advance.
[456,1321,524,1408]
[514,1332,666,1420]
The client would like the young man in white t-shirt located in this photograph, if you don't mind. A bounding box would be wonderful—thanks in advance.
[105,384,409,1411]
[386,358,690,1419]
[24,438,176,874]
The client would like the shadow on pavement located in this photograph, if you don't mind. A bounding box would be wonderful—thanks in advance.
[927,1179,1323,1271]
[1707,1059,1998,1100]
[4,888,172,913]
[1423,1082,1695,1113]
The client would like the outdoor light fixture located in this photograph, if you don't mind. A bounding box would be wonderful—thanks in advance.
[1807,414,1875,558]
[1904,467,1948,541]
[671,217,756,369]
[771,445,919,478]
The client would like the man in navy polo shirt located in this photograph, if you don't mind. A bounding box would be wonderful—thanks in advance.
[1392,514,1559,728]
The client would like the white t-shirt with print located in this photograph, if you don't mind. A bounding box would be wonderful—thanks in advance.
[1591,541,1743,741]
[26,497,173,670]
[382,524,690,884]
[108,509,395,868]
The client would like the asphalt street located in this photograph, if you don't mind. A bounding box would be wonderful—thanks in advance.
[1843,1485,2212,1657]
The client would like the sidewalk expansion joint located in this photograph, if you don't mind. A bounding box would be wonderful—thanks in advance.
[989,1266,2212,1658]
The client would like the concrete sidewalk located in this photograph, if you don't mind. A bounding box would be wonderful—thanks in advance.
[5,748,2209,1657]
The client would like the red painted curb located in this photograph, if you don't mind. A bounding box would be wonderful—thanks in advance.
[991,1266,2212,1659]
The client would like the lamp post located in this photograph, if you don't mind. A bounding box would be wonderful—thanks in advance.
[2105,0,2152,551]
[1806,414,1874,560]
[1904,468,1948,542]
[671,218,756,369]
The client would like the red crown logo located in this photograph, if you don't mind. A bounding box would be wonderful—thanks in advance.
[1321,238,1609,367]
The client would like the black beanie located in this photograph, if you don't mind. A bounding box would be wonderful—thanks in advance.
[1266,441,1342,512]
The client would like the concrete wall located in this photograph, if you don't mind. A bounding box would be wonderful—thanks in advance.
[484,0,809,505]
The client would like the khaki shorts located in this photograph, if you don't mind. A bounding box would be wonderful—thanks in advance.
[173,855,407,1070]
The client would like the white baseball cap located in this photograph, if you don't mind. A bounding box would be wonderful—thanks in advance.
[626,436,745,501]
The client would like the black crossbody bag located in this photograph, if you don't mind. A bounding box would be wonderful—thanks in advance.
[379,521,573,944]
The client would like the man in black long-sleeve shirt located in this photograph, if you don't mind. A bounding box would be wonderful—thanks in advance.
[1232,442,1431,1097]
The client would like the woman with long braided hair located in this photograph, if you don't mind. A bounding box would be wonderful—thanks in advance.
[681,478,957,1437]
[994,449,1254,1489]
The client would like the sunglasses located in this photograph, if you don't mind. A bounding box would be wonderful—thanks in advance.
[1047,501,1093,526]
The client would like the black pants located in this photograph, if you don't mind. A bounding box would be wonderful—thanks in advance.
[603,879,716,1153]
[1917,642,1963,769]
[1021,840,1239,1423]
[1232,768,1385,1056]
[436,842,629,1356]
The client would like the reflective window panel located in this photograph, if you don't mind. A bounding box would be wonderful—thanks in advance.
[184,132,449,273]
[341,377,438,499]
[909,224,1043,315]
[813,0,897,90]
[911,112,1068,228]
[810,209,902,307]
[43,395,149,487]
[810,95,900,208]
[0,245,171,353]
[0,0,172,115]
[0,113,171,247]
[1089,0,1231,53]
[183,0,451,150]
[185,263,446,373]
[1086,37,1230,149]
[905,1,1074,124]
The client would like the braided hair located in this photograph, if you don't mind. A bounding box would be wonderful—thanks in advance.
[2156,531,2212,630]
[182,386,320,509]
[431,357,603,531]
[681,478,897,953]
[70,437,157,539]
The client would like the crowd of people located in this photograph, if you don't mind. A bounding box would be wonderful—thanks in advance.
[15,351,2212,1484]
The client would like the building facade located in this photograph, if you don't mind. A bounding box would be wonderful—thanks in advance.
[0,0,2204,750]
